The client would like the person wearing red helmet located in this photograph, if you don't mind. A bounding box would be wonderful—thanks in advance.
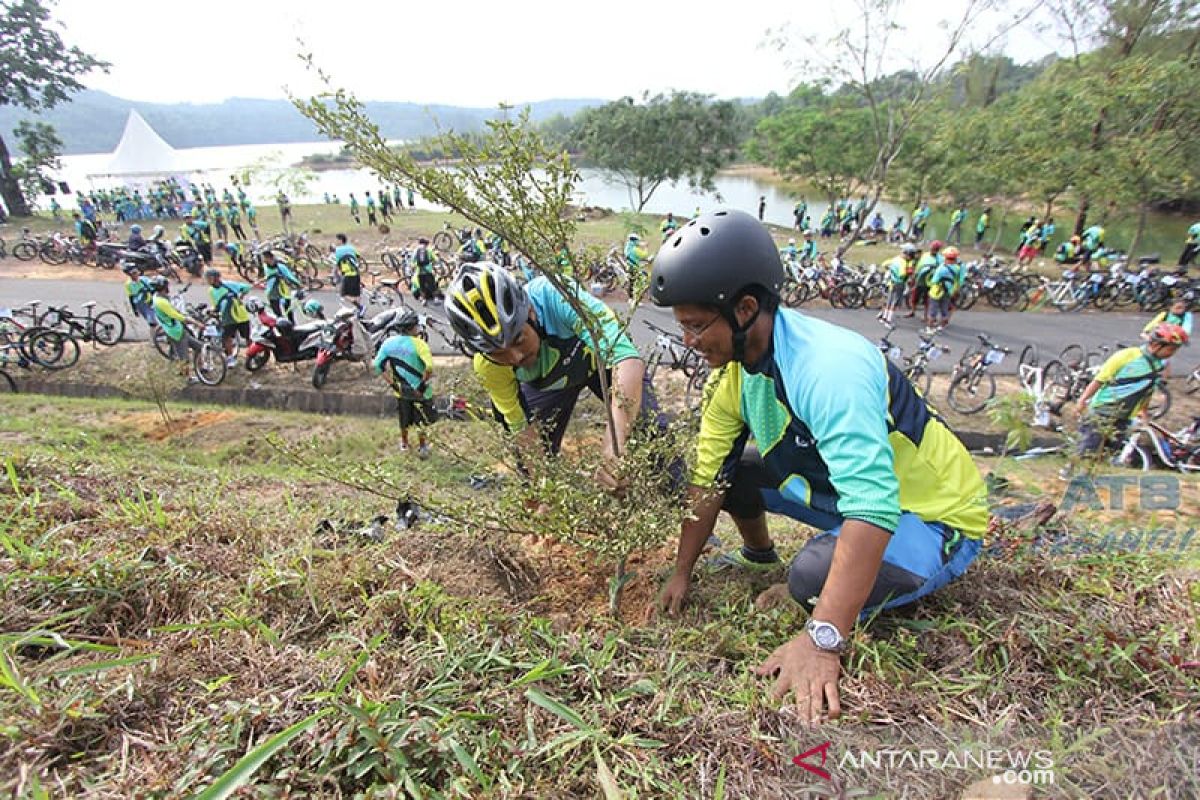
[1072,323,1189,458]
[907,240,943,323]
[928,246,961,329]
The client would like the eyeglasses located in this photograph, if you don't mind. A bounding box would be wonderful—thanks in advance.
[678,313,722,339]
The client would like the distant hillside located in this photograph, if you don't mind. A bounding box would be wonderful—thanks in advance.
[0,90,605,155]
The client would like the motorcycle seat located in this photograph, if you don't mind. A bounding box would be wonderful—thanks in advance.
[381,279,400,288]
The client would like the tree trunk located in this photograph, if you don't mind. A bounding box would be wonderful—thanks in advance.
[0,132,31,217]
[1073,196,1089,236]
[1127,201,1148,261]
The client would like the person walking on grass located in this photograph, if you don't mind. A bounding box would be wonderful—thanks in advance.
[946,204,967,246]
[649,210,986,725]
[366,191,378,227]
[374,311,436,458]
[974,207,991,247]
[349,193,361,225]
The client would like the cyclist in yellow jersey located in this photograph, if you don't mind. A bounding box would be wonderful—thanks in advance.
[649,210,987,724]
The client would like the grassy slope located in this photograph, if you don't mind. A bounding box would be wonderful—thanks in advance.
[1,394,1197,798]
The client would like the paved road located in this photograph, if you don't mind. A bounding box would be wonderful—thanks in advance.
[2,277,1196,374]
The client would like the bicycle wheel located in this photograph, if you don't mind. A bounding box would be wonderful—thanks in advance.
[305,244,324,262]
[152,327,173,359]
[862,283,888,311]
[0,369,15,393]
[91,311,126,346]
[23,328,80,369]
[954,283,978,311]
[831,282,865,309]
[432,231,453,253]
[644,347,664,382]
[1148,383,1170,420]
[906,365,931,396]
[947,370,996,414]
[382,252,403,276]
[1112,435,1152,471]
[1040,360,1074,404]
[12,241,37,261]
[39,244,67,266]
[193,343,227,386]
[1059,344,1085,369]
[1019,344,1039,369]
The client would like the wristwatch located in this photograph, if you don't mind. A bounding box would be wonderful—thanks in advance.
[805,619,848,654]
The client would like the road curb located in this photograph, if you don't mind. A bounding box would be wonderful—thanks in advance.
[11,378,394,418]
[9,377,1066,451]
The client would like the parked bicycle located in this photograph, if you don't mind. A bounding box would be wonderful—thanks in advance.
[643,319,710,402]
[41,302,126,347]
[1112,416,1200,472]
[946,333,1011,414]
[878,325,949,396]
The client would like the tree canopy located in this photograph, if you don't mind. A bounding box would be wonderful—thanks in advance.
[574,91,741,212]
[0,0,108,215]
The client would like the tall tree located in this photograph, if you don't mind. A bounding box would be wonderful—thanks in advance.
[575,91,740,212]
[0,0,108,216]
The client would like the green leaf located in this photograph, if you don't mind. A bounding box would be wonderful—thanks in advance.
[193,707,330,800]
[54,653,159,678]
[524,687,594,732]
[594,745,624,800]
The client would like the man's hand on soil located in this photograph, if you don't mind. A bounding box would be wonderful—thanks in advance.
[756,634,842,726]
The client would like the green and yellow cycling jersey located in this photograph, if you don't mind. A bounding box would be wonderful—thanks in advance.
[474,276,639,430]
[691,310,987,539]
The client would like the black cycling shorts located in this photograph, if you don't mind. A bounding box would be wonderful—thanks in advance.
[222,321,250,341]
[340,274,362,297]
[398,397,436,429]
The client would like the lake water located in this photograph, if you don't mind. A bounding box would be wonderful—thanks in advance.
[49,140,901,229]
[49,141,1191,253]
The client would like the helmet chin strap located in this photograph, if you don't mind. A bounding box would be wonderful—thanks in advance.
[723,302,761,364]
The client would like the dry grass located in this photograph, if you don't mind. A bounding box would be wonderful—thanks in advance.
[0,395,1197,799]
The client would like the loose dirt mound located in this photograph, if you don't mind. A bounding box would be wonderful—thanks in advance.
[121,409,242,441]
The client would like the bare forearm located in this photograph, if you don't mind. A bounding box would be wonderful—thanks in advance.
[606,358,645,456]
[675,486,724,577]
[810,519,890,634]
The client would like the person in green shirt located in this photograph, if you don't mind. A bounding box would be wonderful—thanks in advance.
[879,243,920,326]
[373,312,436,457]
[946,205,967,245]
[1179,221,1200,267]
[974,208,991,247]
[349,193,361,225]
[1073,324,1188,458]
[150,277,201,376]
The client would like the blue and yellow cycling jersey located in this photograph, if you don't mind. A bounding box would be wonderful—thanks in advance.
[474,276,640,430]
[1087,346,1164,420]
[690,310,988,539]
[264,260,301,300]
[334,244,360,276]
[886,255,912,285]
[374,334,433,400]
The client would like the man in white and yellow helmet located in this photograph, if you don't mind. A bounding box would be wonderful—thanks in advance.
[444,262,657,490]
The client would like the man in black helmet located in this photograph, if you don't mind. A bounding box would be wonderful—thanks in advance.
[650,209,987,724]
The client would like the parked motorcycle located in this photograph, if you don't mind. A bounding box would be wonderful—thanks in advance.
[310,307,410,389]
[243,301,324,371]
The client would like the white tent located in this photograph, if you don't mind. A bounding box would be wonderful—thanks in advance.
[87,109,184,179]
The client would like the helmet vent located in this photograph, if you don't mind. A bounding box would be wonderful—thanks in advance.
[714,211,727,216]
[672,238,682,248]
[699,227,710,236]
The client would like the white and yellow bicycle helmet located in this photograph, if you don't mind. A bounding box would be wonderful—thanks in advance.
[444,262,531,353]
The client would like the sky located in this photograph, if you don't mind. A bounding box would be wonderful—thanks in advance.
[50,0,1067,106]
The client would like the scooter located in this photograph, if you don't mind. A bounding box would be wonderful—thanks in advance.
[243,302,325,371]
[310,307,411,389]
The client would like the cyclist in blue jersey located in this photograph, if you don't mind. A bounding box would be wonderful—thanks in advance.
[624,234,651,270]
[878,243,919,326]
[261,250,303,321]
[649,210,987,723]
[798,230,819,264]
[374,311,435,457]
[123,264,157,327]
[333,233,364,316]
[444,262,660,491]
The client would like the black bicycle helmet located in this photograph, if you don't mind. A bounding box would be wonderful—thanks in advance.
[650,209,784,361]
[651,209,784,307]
[396,309,419,330]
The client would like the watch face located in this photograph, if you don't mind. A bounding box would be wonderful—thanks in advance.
[814,625,839,649]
